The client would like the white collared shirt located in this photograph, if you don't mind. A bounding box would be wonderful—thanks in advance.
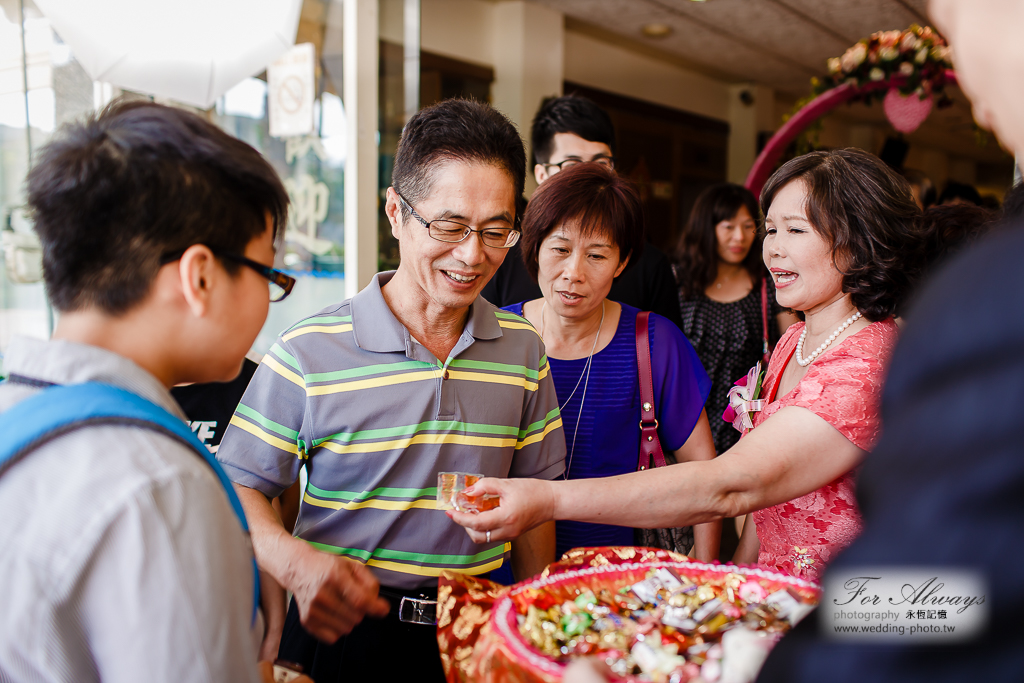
[0,336,262,683]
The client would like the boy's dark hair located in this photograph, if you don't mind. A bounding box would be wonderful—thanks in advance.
[27,99,289,315]
[392,98,525,221]
[675,183,763,299]
[531,95,615,166]
[519,163,644,282]
[760,148,921,321]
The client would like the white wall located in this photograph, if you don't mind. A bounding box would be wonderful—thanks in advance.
[563,30,729,123]
[420,0,496,68]
[490,1,564,195]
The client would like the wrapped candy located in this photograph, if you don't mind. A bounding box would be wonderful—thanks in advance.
[438,547,820,683]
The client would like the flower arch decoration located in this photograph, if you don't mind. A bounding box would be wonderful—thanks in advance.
[745,25,955,196]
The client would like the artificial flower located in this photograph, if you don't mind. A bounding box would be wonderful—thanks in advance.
[722,362,765,434]
[840,43,867,72]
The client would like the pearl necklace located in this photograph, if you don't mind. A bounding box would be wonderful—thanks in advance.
[795,311,862,367]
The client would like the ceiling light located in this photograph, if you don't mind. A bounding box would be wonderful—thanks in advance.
[642,23,673,38]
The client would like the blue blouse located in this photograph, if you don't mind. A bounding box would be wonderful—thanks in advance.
[505,302,711,559]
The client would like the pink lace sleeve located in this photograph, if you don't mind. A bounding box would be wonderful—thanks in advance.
[786,320,899,451]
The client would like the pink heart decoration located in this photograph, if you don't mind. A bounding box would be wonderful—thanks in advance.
[883,88,933,134]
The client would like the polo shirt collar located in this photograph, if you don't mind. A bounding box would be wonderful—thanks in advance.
[350,271,503,354]
[350,271,408,353]
[2,335,187,419]
[464,294,502,341]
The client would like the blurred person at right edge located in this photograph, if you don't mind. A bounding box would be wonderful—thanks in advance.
[451,147,919,585]
[674,184,799,558]
[757,0,1024,680]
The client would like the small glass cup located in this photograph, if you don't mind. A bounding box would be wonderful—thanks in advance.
[437,471,500,512]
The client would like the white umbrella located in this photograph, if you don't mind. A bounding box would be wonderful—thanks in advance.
[33,0,303,109]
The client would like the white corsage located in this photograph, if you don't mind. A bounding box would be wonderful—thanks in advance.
[721,362,766,434]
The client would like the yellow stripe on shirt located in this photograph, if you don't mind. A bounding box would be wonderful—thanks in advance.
[306,370,439,396]
[302,491,438,511]
[446,369,538,392]
[316,432,517,455]
[498,320,541,338]
[228,414,301,455]
[263,355,305,388]
[516,415,564,449]
[282,324,354,343]
[366,555,506,577]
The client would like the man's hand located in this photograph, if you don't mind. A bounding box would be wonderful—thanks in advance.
[288,549,390,644]
[234,484,390,645]
[446,477,556,543]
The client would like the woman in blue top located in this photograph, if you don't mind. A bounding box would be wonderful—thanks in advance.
[506,163,719,562]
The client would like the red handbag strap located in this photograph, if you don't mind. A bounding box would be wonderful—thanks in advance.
[635,311,667,471]
[761,277,771,367]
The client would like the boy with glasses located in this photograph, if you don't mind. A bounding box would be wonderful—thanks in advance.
[0,100,314,683]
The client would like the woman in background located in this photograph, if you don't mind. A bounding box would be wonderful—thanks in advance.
[675,183,798,457]
[675,184,797,556]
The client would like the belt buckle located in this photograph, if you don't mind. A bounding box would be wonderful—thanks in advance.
[398,595,437,625]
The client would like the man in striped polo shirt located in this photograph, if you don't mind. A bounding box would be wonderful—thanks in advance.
[218,99,565,682]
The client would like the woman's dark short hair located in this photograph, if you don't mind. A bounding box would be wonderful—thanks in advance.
[27,98,288,315]
[519,163,644,282]
[392,98,525,222]
[675,183,763,299]
[760,148,921,321]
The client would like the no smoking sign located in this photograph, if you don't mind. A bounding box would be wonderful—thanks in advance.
[268,43,315,137]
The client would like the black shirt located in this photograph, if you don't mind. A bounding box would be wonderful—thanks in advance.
[171,358,259,453]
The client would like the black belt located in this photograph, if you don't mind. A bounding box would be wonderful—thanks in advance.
[379,586,438,626]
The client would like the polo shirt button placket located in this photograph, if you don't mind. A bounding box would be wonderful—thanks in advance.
[437,365,455,420]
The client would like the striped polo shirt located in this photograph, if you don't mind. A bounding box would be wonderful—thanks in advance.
[217,271,565,589]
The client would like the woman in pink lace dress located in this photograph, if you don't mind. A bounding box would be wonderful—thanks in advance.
[741,318,898,579]
[450,149,919,583]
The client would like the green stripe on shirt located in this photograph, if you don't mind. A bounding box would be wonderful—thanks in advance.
[312,419,520,448]
[307,540,507,566]
[306,483,436,502]
[304,359,436,385]
[447,358,541,380]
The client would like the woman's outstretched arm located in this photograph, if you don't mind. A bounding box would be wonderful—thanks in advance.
[449,405,864,544]
[669,410,720,562]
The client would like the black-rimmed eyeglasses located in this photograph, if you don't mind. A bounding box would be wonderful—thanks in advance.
[396,192,521,249]
[541,156,616,173]
[160,247,295,302]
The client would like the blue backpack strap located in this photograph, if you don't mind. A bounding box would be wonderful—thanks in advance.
[0,381,260,623]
